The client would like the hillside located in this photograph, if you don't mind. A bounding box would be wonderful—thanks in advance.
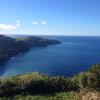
[0,35,60,64]
[0,35,29,64]
[0,64,99,100]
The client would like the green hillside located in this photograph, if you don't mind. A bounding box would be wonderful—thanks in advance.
[0,64,99,100]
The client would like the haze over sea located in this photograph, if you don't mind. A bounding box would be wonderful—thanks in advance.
[1,36,100,77]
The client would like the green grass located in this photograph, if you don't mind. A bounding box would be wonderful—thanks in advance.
[0,92,81,100]
[15,37,29,41]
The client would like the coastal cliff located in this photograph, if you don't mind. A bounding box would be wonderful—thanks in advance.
[0,35,60,64]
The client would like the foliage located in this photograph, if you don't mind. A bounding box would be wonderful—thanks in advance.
[0,92,81,100]
[73,64,100,91]
[0,72,79,97]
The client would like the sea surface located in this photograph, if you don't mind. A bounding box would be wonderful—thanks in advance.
[1,36,100,77]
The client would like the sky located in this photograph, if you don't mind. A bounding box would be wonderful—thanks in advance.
[0,0,100,36]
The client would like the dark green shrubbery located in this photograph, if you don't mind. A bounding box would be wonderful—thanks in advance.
[0,74,79,97]
[73,64,100,91]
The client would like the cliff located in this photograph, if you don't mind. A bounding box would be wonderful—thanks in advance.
[0,35,60,64]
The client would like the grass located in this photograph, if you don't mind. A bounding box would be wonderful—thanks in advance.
[0,92,81,100]
[15,37,29,41]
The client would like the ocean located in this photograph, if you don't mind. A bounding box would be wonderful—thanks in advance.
[1,36,100,77]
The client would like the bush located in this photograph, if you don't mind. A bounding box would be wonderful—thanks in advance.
[0,73,79,97]
[73,64,100,91]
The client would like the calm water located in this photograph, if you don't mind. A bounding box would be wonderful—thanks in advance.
[1,36,100,77]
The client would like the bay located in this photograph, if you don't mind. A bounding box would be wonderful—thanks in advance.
[1,36,100,77]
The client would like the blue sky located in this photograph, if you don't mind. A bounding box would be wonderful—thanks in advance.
[0,0,100,36]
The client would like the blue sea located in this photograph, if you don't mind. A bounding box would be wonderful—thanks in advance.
[1,36,100,77]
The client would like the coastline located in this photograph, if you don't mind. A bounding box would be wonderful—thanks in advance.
[0,35,61,66]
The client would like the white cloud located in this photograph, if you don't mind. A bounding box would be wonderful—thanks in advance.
[32,21,38,25]
[41,21,47,24]
[0,20,21,31]
[16,20,20,26]
[32,20,47,25]
[0,23,18,30]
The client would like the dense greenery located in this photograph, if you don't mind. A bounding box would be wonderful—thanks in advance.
[0,64,99,99]
[0,72,79,97]
[73,64,100,91]
[0,92,81,100]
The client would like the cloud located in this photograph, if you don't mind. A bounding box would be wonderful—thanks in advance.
[32,21,38,25]
[41,21,47,24]
[16,20,20,26]
[32,20,47,25]
[0,23,18,30]
[0,20,20,31]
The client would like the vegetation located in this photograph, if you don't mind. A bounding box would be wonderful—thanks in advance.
[16,36,61,46]
[0,92,81,100]
[0,72,79,97]
[73,64,100,91]
[0,64,99,99]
